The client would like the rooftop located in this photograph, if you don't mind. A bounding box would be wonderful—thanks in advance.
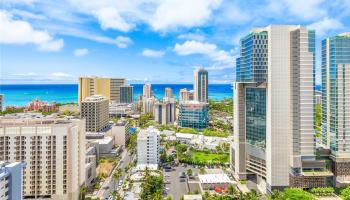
[198,173,235,184]
[82,95,108,102]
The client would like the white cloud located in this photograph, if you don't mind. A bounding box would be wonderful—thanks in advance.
[150,0,222,31]
[308,17,344,36]
[283,0,325,20]
[178,33,205,41]
[173,40,234,69]
[93,7,134,32]
[74,48,89,57]
[142,49,165,58]
[50,72,73,78]
[0,11,63,51]
[215,2,250,25]
[115,36,133,48]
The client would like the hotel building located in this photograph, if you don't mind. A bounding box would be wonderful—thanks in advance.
[81,95,109,132]
[0,116,86,200]
[178,101,208,130]
[78,77,129,104]
[165,88,173,98]
[231,25,324,192]
[154,98,176,125]
[194,69,208,103]
[137,126,160,170]
[0,162,25,200]
[143,84,152,99]
[321,33,350,186]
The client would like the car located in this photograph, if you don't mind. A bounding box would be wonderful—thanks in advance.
[165,174,170,177]
[179,178,186,182]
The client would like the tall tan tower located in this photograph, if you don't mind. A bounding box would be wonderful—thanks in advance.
[78,77,126,104]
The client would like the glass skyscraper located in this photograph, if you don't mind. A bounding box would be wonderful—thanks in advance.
[321,33,350,186]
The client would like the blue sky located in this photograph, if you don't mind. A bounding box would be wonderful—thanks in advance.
[0,0,349,84]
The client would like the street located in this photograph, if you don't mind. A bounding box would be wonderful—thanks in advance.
[94,150,133,199]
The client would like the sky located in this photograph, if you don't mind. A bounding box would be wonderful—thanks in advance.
[0,0,349,84]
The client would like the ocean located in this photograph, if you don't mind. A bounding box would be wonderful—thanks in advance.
[0,84,233,107]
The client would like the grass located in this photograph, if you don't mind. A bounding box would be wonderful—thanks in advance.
[191,150,229,163]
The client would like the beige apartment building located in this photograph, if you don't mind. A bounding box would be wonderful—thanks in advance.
[78,77,126,105]
[0,117,86,200]
[81,95,109,132]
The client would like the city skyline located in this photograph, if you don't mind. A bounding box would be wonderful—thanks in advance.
[1,0,350,84]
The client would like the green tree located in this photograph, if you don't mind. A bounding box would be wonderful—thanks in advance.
[79,186,87,200]
[341,186,350,200]
[187,168,193,177]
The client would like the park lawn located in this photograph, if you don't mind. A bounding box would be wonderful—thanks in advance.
[97,157,116,177]
[191,151,229,163]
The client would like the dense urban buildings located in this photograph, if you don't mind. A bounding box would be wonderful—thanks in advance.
[0,116,86,200]
[27,99,57,112]
[232,25,320,192]
[81,95,109,132]
[178,101,209,130]
[179,88,194,102]
[0,94,3,112]
[78,77,130,104]
[0,162,25,200]
[109,103,136,117]
[194,69,208,103]
[154,97,176,125]
[137,126,160,170]
[321,33,350,186]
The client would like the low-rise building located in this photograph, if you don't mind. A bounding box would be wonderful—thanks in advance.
[0,162,26,200]
[0,94,3,112]
[109,103,136,117]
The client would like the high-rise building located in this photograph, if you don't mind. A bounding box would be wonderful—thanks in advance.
[194,69,208,102]
[154,98,176,125]
[178,101,209,130]
[78,77,127,104]
[322,33,350,186]
[0,117,86,200]
[137,126,160,170]
[81,95,109,132]
[120,85,134,103]
[165,87,173,98]
[0,162,26,200]
[232,25,320,192]
[0,94,3,112]
[142,97,156,115]
[111,120,131,147]
[179,89,194,102]
[143,84,152,98]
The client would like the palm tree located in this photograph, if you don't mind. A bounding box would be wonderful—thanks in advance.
[79,186,87,200]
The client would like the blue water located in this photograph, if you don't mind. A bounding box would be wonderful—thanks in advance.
[0,84,233,107]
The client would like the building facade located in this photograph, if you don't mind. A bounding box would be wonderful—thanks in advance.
[0,94,3,112]
[111,120,131,147]
[143,84,152,99]
[120,86,134,103]
[137,127,160,170]
[78,77,127,104]
[142,97,156,115]
[154,98,176,125]
[0,117,86,200]
[81,95,109,132]
[321,33,350,186]
[232,25,321,192]
[0,162,25,200]
[178,101,209,130]
[165,88,173,98]
[194,69,208,102]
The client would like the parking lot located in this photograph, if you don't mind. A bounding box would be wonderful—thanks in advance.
[163,165,200,200]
